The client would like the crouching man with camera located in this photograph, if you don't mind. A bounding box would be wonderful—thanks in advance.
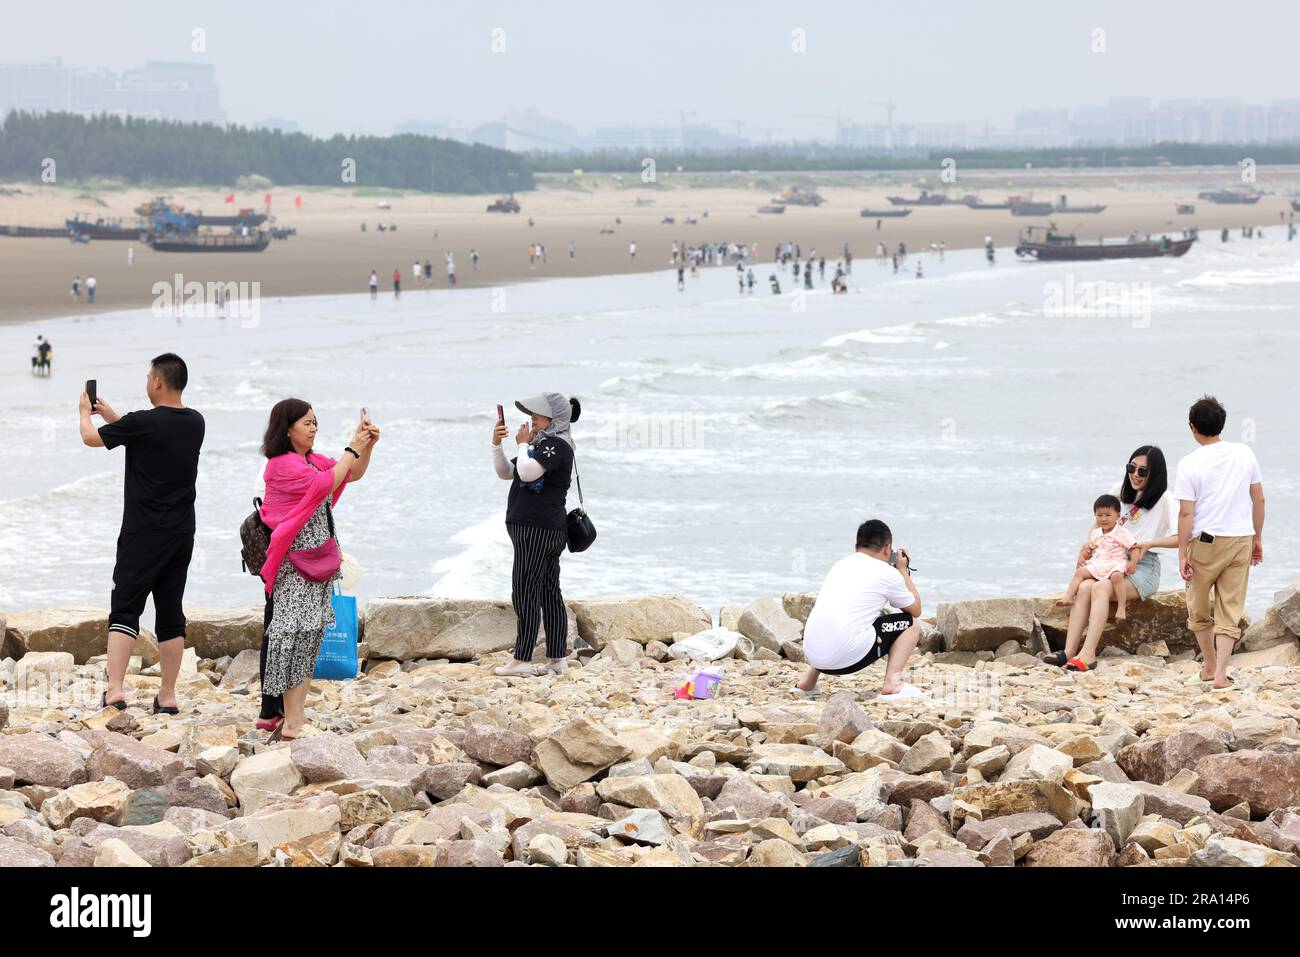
[794,519,924,701]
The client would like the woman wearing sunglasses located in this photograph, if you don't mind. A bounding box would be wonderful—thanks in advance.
[1049,445,1179,670]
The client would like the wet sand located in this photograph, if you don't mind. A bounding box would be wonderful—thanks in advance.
[2,167,1296,325]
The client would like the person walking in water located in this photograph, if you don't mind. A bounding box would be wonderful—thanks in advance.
[491,394,582,677]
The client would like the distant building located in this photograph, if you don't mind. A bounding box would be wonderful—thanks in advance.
[585,126,684,152]
[0,58,224,124]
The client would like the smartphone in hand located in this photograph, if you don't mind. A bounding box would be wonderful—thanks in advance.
[86,379,97,412]
[360,407,371,426]
[496,404,505,425]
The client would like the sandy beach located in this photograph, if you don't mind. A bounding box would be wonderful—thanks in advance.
[2,167,1297,324]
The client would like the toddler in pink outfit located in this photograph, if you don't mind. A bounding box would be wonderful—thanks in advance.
[1057,494,1140,620]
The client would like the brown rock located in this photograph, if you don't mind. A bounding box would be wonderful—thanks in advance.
[289,733,368,783]
[1116,725,1228,785]
[904,799,951,842]
[957,811,1063,849]
[462,723,536,767]
[570,595,710,651]
[1128,782,1213,825]
[1194,751,1300,816]
[936,598,1036,652]
[1024,828,1116,867]
[83,731,184,789]
[0,734,87,788]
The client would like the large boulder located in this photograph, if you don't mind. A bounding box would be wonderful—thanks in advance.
[595,774,705,820]
[737,598,803,654]
[1024,828,1116,867]
[533,717,629,791]
[362,598,515,662]
[1035,589,1245,654]
[1239,607,1296,653]
[82,731,184,789]
[0,734,87,788]
[782,592,818,627]
[1194,751,1300,816]
[569,595,710,651]
[5,608,112,663]
[1273,583,1300,635]
[937,599,1036,652]
[1088,783,1145,847]
[1116,725,1228,785]
[42,778,132,829]
[289,734,368,783]
[183,607,264,660]
[0,834,55,867]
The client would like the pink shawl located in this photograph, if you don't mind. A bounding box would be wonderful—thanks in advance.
[258,451,348,593]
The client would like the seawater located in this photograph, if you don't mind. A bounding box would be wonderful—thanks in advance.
[2,237,1296,626]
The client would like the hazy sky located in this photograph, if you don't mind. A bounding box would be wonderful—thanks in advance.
[4,0,1297,139]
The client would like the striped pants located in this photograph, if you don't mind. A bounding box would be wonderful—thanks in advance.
[506,522,569,660]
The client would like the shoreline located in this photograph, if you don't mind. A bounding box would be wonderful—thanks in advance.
[3,170,1296,326]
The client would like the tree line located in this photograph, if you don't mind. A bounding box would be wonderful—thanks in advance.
[0,111,535,193]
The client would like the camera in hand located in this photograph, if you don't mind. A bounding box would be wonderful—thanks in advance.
[888,549,917,574]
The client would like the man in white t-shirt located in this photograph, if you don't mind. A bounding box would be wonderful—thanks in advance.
[795,520,924,700]
[1174,395,1265,690]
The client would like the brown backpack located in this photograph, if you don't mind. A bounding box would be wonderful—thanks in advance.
[239,497,271,579]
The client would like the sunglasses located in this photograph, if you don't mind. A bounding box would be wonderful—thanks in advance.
[1126,463,1150,477]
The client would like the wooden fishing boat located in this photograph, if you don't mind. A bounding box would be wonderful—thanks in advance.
[145,232,271,252]
[1014,226,1194,261]
[860,208,912,217]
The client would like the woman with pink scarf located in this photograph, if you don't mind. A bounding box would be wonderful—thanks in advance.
[256,399,378,741]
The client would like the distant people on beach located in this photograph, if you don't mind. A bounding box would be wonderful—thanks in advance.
[568,240,576,259]
[795,520,923,700]
[392,268,401,297]
[424,259,433,280]
[491,393,581,677]
[255,401,379,740]
[79,354,205,715]
[1175,396,1265,691]
[446,252,456,284]
[1050,446,1179,672]
[471,249,479,271]
[127,246,135,266]
[368,270,378,298]
[629,241,637,260]
[31,335,52,375]
[71,276,81,302]
[86,275,97,304]
[677,265,685,291]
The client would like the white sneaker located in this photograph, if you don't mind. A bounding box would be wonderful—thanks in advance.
[494,660,541,677]
[791,684,819,698]
[538,658,568,675]
[878,682,924,701]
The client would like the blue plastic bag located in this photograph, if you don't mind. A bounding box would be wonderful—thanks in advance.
[313,588,359,680]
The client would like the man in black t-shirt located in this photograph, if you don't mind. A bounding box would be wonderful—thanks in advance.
[79,353,205,715]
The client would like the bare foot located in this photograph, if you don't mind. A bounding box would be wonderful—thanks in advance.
[1115,607,1127,621]
[1055,597,1075,607]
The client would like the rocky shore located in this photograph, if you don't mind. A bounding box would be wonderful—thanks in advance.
[1,584,1298,868]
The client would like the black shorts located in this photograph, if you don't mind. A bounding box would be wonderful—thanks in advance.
[109,532,194,642]
[818,612,915,676]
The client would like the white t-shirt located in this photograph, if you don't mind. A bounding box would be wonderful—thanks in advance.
[1108,482,1178,545]
[1173,441,1262,537]
[803,552,915,671]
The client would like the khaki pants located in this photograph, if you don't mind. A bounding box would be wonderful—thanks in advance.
[1185,534,1252,641]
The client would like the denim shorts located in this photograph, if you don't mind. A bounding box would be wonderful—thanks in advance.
[1128,550,1161,600]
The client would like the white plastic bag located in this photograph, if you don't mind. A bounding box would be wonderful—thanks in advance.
[668,627,754,662]
[338,552,363,591]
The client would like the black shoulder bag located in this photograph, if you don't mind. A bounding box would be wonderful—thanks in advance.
[566,454,597,553]
[239,497,272,578]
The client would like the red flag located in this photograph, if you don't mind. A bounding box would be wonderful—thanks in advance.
[294,195,302,208]
[224,194,235,204]
[264,193,272,206]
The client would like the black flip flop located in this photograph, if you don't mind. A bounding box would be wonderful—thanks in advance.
[1043,651,1069,667]
[102,692,127,711]
[152,696,180,716]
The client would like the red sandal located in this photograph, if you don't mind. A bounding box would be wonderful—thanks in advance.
[1064,657,1091,672]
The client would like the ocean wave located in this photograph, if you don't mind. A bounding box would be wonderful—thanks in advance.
[428,509,510,599]
[823,324,925,347]
[1178,264,1300,289]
